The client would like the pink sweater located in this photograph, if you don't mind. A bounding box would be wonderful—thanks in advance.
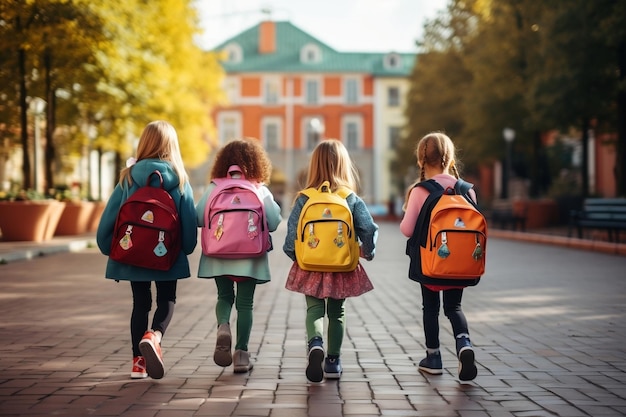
[400,174,477,237]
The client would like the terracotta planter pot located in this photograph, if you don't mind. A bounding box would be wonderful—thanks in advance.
[0,200,66,242]
[55,201,96,236]
[87,201,106,232]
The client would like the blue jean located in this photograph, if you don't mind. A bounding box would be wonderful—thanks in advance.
[420,285,469,349]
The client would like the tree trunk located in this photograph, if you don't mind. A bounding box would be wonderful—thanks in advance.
[18,47,32,190]
[581,118,590,198]
[44,48,56,195]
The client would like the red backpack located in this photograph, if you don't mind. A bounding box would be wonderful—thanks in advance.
[201,165,272,259]
[110,170,181,271]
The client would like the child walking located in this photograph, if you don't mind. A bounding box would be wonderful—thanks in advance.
[195,138,282,373]
[283,139,378,383]
[400,132,478,381]
[96,120,198,379]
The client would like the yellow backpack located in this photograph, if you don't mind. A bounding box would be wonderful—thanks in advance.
[295,181,360,272]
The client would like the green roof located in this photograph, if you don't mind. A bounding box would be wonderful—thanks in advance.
[213,21,415,76]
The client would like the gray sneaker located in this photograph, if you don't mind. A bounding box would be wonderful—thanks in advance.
[214,323,232,367]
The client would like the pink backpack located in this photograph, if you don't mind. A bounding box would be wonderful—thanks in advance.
[201,165,272,258]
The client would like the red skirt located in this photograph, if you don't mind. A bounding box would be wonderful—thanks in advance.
[285,262,374,299]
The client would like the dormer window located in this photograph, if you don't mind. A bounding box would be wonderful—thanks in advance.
[224,42,243,63]
[384,53,401,70]
[300,43,322,64]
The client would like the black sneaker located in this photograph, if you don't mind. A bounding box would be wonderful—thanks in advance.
[456,336,477,381]
[305,337,324,383]
[418,351,443,375]
[324,356,342,379]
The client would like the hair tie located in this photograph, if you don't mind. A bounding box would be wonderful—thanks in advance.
[126,157,137,168]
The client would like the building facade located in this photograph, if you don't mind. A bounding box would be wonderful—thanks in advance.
[209,20,415,210]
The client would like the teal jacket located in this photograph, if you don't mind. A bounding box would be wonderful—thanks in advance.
[195,182,282,283]
[96,159,197,281]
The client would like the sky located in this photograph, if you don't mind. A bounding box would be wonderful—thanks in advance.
[194,0,449,53]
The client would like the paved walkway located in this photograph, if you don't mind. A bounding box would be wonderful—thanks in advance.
[1,222,626,417]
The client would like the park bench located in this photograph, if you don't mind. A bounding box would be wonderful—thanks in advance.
[490,199,527,231]
[568,198,626,242]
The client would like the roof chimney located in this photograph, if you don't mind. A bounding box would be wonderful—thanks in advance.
[258,20,276,54]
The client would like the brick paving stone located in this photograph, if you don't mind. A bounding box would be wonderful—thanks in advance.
[1,222,626,416]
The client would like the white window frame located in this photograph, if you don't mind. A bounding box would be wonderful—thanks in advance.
[388,86,400,107]
[223,76,240,104]
[262,117,282,151]
[384,53,401,70]
[344,77,359,104]
[342,115,363,150]
[224,42,243,63]
[263,76,281,105]
[300,43,322,63]
[217,111,242,145]
[304,77,321,105]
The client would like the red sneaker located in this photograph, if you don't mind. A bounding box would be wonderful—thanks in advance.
[131,356,148,379]
[138,331,164,379]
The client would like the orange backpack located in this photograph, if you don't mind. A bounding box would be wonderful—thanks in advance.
[406,179,487,287]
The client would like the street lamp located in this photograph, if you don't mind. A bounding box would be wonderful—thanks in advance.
[502,127,515,199]
[29,97,46,194]
[309,117,324,150]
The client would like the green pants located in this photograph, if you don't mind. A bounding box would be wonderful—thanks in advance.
[215,277,257,351]
[305,295,345,356]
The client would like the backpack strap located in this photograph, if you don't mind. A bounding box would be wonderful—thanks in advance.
[409,180,445,248]
[227,165,245,179]
[454,178,479,209]
[301,181,353,200]
[146,170,165,188]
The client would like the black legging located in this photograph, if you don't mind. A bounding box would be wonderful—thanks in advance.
[130,280,177,357]
[421,285,469,350]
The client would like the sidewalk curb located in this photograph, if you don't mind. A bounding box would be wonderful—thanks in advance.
[0,238,97,264]
[489,229,626,256]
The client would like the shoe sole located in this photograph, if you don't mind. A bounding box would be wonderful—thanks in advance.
[458,347,477,381]
[306,347,324,383]
[130,372,148,379]
[214,331,232,367]
[323,371,342,379]
[418,366,443,375]
[233,363,254,373]
[138,339,164,379]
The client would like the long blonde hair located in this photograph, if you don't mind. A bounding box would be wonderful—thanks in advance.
[301,139,359,194]
[119,121,189,192]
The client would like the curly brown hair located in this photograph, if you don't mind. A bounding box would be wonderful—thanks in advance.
[210,138,273,183]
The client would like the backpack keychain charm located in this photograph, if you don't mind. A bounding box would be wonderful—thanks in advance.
[215,214,224,240]
[153,230,168,257]
[334,222,345,248]
[472,233,483,260]
[247,212,258,239]
[437,231,450,258]
[119,225,133,250]
[307,224,319,248]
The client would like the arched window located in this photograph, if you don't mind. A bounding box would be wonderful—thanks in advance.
[224,42,243,63]
[384,53,402,70]
[300,43,322,64]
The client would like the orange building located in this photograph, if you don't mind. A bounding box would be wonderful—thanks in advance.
[207,20,415,210]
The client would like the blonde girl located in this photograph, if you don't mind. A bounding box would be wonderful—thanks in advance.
[97,121,198,380]
[283,139,378,382]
